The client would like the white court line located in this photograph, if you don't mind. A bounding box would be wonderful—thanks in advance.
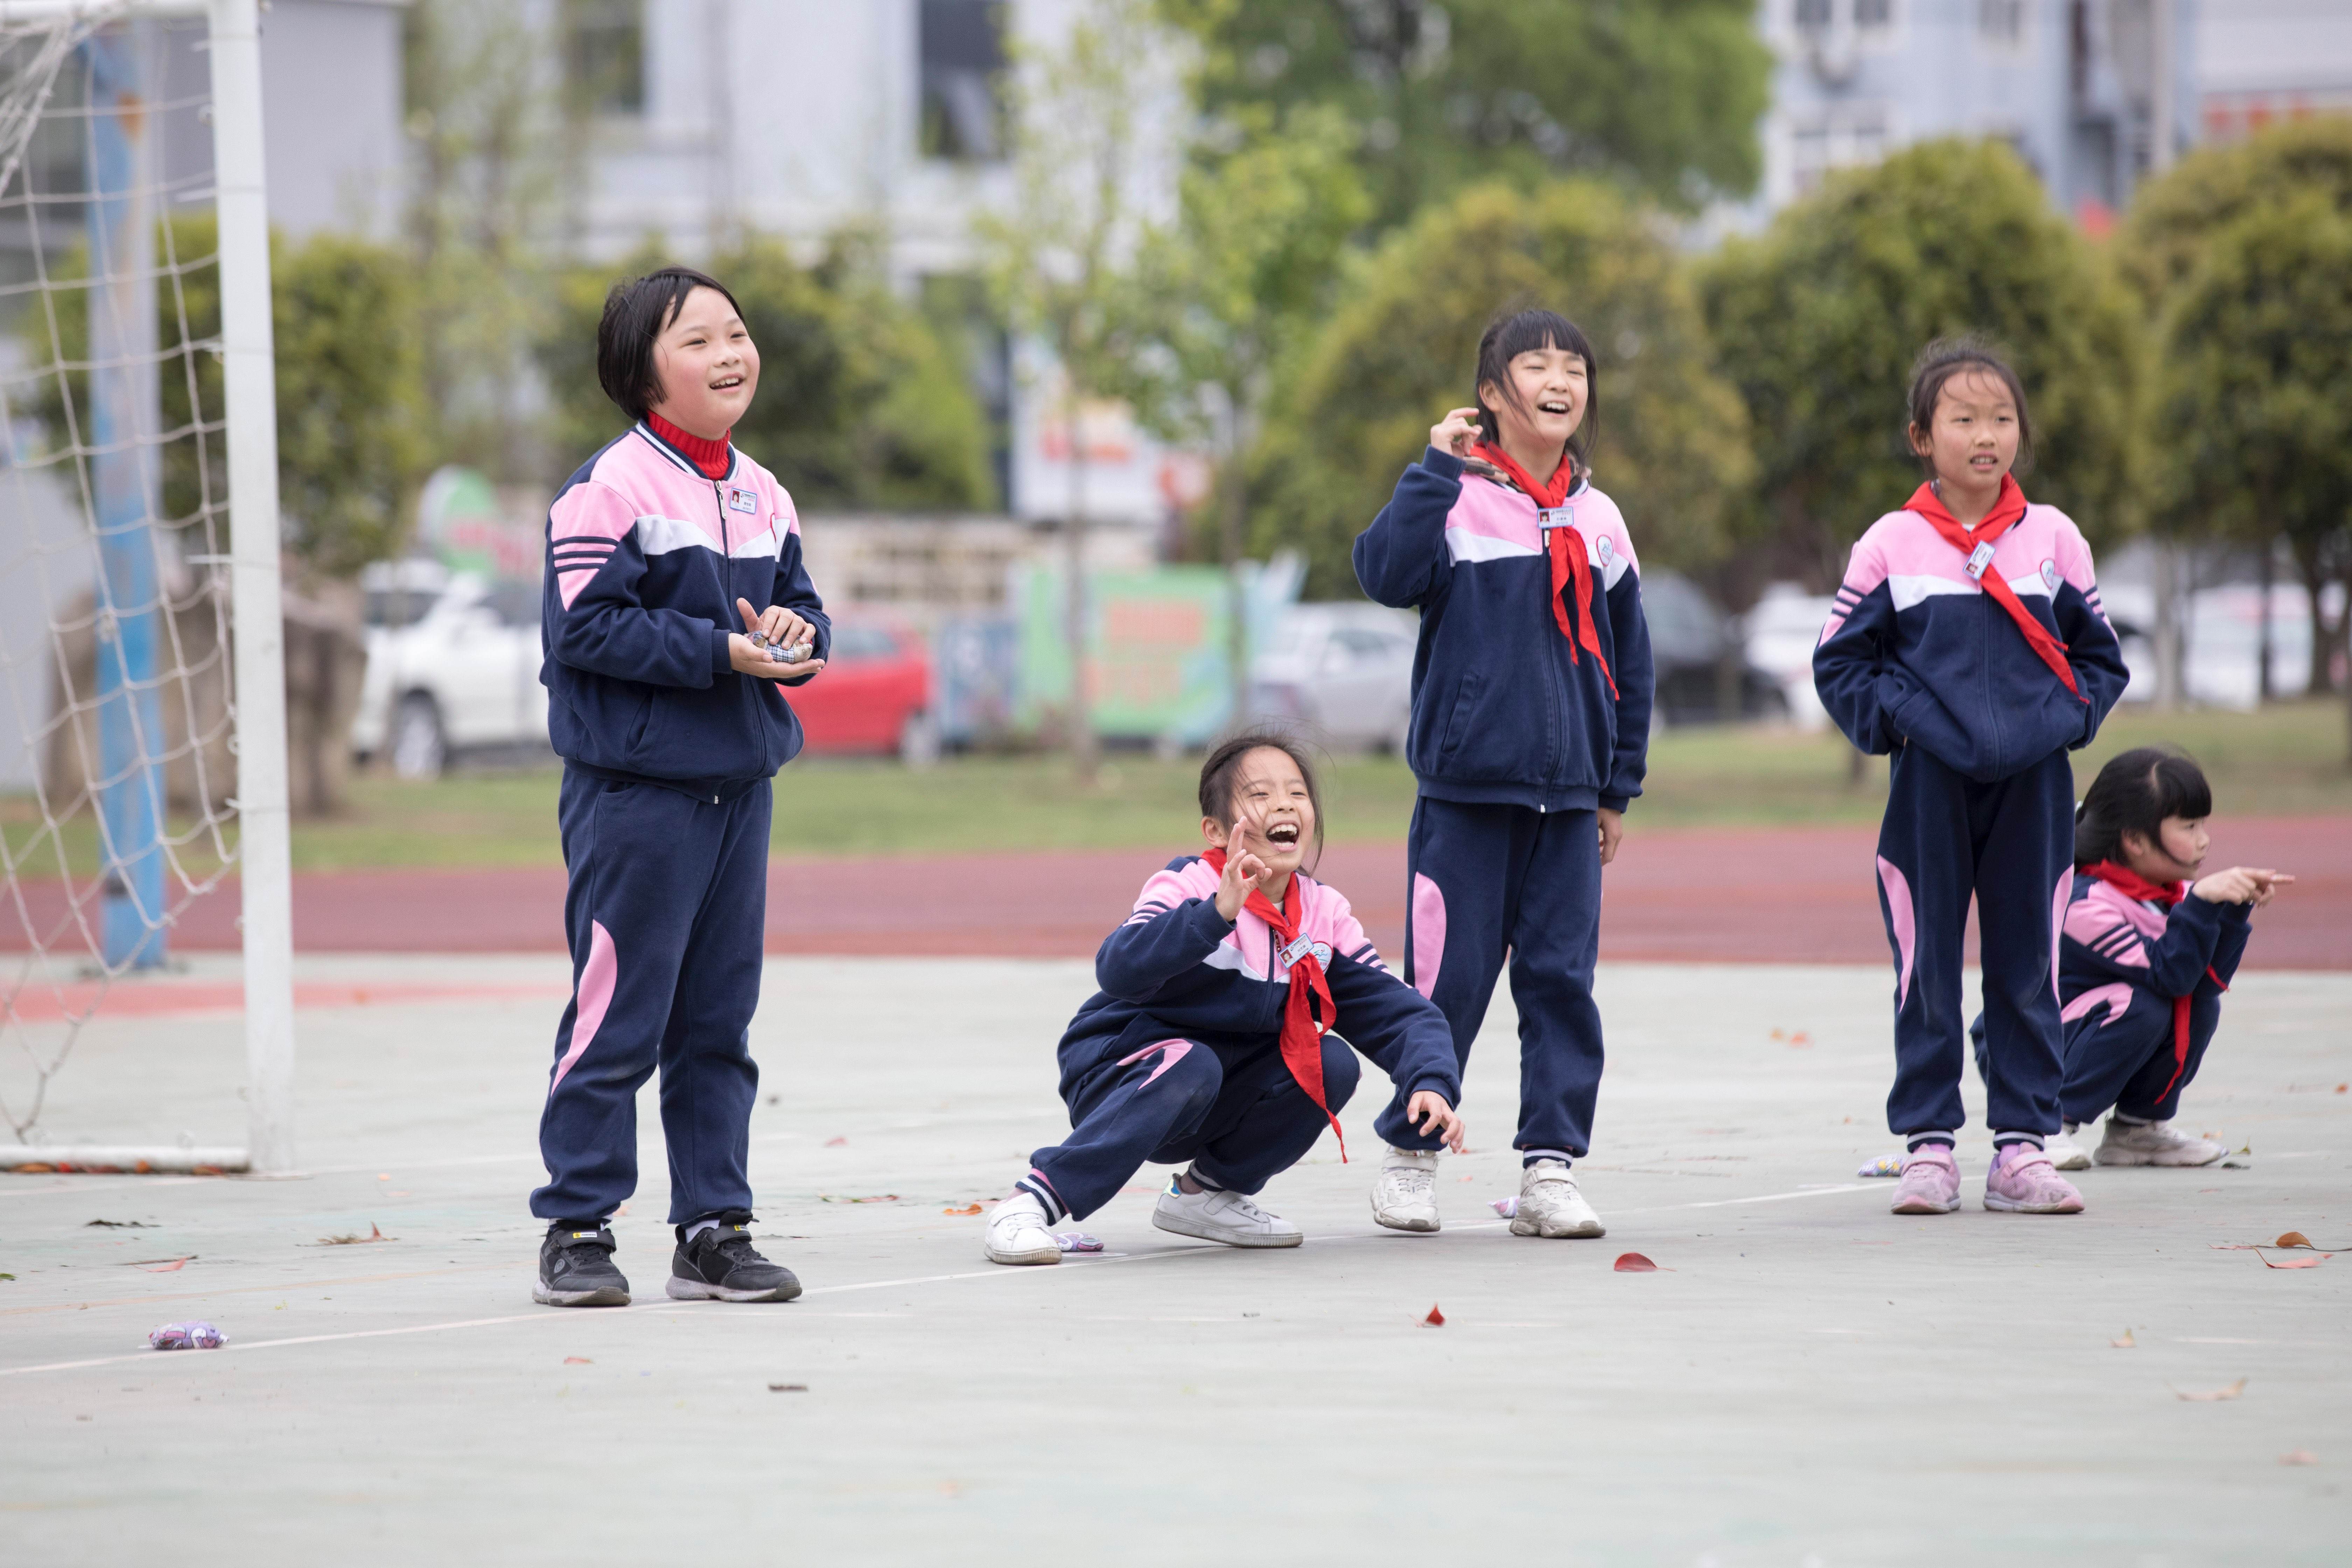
[0,1181,1880,1380]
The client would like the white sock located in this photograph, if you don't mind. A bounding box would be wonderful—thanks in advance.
[684,1218,721,1242]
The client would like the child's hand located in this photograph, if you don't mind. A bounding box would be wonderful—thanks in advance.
[1213,818,1269,924]
[1597,807,1623,866]
[2191,866,2291,906]
[1407,1090,1465,1153]
[728,597,824,677]
[1430,405,1481,457]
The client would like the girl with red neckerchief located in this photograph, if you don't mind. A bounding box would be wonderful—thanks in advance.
[1814,339,2132,1218]
[2001,747,2290,1172]
[1352,309,1657,1242]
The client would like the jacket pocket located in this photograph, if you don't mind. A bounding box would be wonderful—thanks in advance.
[623,688,665,770]
[1432,671,1484,772]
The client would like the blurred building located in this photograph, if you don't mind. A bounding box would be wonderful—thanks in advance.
[1734,0,2200,233]
[2197,0,2352,142]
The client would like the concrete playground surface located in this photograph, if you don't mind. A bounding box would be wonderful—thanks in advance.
[2,954,2347,1566]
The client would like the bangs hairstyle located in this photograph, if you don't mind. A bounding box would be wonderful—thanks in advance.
[1905,336,2035,477]
[596,266,745,424]
[2074,747,2214,868]
[1197,729,1326,868]
[1473,308,1599,471]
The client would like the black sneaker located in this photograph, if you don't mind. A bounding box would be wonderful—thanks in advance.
[534,1223,629,1307]
[667,1213,802,1303]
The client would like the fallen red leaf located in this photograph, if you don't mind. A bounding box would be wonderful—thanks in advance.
[2174,1379,2247,1402]
[2280,1449,2318,1466]
[2258,1252,2325,1269]
[138,1257,189,1273]
[1613,1252,1659,1273]
[1421,1303,1445,1326]
[823,1135,848,1147]
[943,1203,982,1216]
[564,1356,592,1365]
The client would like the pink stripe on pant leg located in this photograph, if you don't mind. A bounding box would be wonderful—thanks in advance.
[548,919,616,1096]
[1876,856,1916,1010]
[2050,872,2071,1004]
[1116,1038,1193,1085]
[1410,872,1446,1000]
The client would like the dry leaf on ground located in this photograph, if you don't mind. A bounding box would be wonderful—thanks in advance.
[2111,1329,2136,1348]
[564,1356,592,1365]
[943,1203,982,1216]
[1421,1304,1446,1326]
[1613,1252,1660,1273]
[2173,1379,2247,1402]
[2280,1449,2318,1465]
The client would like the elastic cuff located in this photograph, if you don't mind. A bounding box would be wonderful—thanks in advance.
[1905,1132,1957,1152]
[1991,1132,2045,1150]
[1520,1147,1576,1167]
[1422,444,1465,478]
[2112,1111,2151,1126]
[1014,1173,1068,1225]
[1598,794,1630,814]
[710,625,735,673]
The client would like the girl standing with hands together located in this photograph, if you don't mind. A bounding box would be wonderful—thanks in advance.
[1352,309,1655,1240]
[530,267,830,1307]
[1814,339,2130,1217]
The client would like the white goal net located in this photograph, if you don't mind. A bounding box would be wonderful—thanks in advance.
[0,0,292,1174]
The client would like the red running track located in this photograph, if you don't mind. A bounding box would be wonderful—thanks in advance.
[7,818,2345,970]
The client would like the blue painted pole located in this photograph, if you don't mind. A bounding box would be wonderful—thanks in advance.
[85,26,167,970]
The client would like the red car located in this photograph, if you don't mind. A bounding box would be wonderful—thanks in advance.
[788,616,938,764]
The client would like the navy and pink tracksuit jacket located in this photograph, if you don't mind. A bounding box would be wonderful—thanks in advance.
[530,421,830,1227]
[2054,873,2251,1124]
[1351,446,1654,1165]
[1018,856,1461,1223]
[1814,494,2130,1145]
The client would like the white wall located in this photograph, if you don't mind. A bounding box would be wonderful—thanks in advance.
[258,0,409,239]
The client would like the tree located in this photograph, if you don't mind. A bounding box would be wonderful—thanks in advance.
[1253,177,1753,600]
[1160,0,1770,232]
[2150,191,2352,725]
[538,232,993,511]
[977,0,1168,783]
[2124,119,2352,702]
[35,215,430,576]
[1701,139,2144,592]
[1122,102,1370,726]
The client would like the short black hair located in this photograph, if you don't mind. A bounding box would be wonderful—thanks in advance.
[1197,728,1326,867]
[1473,307,1599,473]
[2075,746,2214,867]
[595,266,746,423]
[1905,335,2035,477]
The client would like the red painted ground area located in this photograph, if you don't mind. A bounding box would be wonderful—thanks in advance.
[6,818,2344,975]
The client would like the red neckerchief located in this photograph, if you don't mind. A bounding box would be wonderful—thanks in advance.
[1201,848,1344,1160]
[1905,475,2081,700]
[1470,441,1617,699]
[648,411,732,480]
[2082,860,2224,1107]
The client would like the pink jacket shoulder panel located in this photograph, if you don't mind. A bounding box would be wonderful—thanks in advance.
[1444,476,1638,587]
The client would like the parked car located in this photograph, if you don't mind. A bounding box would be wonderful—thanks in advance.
[789,616,939,766]
[1741,581,1840,730]
[1247,603,1418,752]
[351,560,547,778]
[1643,569,1785,724]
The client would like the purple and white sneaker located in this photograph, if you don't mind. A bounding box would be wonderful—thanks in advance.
[1890,1147,1961,1214]
[1984,1143,2085,1214]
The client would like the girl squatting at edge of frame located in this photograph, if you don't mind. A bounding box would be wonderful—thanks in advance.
[982,733,1468,1265]
[1978,747,2291,1173]
[1814,338,2132,1218]
[530,267,832,1309]
[1352,308,1658,1240]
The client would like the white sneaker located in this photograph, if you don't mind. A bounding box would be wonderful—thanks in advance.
[1151,1176,1303,1248]
[2094,1116,2227,1168]
[2046,1124,2092,1171]
[1509,1158,1605,1238]
[982,1191,1062,1266]
[1371,1146,1441,1232]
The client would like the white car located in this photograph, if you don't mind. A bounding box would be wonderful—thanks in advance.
[350,560,549,777]
[1247,603,1419,752]
[1742,581,1839,731]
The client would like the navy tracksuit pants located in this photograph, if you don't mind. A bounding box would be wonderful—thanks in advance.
[1974,1001,2219,1127]
[532,769,770,1225]
[1388,796,1604,1162]
[1875,745,2072,1144]
[1024,1035,1361,1223]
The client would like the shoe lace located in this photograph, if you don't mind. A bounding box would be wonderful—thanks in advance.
[1387,1163,1435,1199]
[553,1236,612,1276]
[1220,1190,1274,1224]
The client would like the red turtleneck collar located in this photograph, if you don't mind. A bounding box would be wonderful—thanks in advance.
[646,411,732,481]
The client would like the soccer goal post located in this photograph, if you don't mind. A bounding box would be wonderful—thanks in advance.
[0,0,292,1176]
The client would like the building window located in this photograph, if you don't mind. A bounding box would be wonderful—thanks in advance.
[1978,0,2025,44]
[1856,0,1892,26]
[565,0,644,117]
[920,0,1007,163]
[1789,104,1890,192]
[1797,0,1893,30]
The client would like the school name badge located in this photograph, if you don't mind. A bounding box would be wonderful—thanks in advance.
[726,485,758,514]
[1537,505,1574,532]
